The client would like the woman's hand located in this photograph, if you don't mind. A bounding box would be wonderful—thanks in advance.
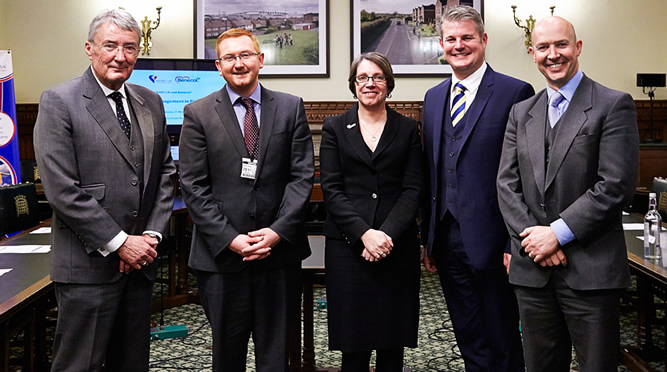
[360,229,393,261]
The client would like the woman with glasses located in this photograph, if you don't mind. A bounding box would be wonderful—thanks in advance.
[320,52,422,371]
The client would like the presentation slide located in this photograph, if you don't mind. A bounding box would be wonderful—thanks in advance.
[128,69,224,125]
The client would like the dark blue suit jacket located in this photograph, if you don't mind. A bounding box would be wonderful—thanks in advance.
[422,65,534,270]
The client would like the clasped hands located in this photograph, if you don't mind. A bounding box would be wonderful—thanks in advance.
[229,228,281,261]
[360,229,393,262]
[520,225,568,268]
[118,234,159,274]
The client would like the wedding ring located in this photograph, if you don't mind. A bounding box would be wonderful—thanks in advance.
[380,252,386,257]
[141,261,148,266]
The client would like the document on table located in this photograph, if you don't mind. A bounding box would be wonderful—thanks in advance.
[0,245,51,254]
[0,269,12,277]
[30,227,51,234]
[623,223,667,231]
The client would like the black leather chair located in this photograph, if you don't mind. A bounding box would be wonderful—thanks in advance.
[0,182,41,237]
[652,176,667,220]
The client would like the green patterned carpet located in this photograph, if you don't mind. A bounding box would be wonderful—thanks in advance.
[145,269,665,371]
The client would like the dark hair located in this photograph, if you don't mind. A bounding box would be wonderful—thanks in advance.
[348,52,395,97]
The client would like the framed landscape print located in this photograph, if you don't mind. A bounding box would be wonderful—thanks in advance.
[196,0,329,77]
[351,0,483,76]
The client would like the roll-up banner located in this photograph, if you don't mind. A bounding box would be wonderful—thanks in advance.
[0,50,20,185]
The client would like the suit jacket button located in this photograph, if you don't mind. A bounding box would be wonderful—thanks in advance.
[371,193,378,199]
[130,146,135,151]
[131,179,138,186]
[449,152,455,157]
[132,211,139,217]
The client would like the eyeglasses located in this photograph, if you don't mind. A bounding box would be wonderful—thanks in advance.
[97,43,139,57]
[217,52,260,64]
[355,74,387,84]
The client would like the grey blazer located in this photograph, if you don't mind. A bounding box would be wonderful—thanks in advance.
[34,68,176,284]
[179,85,314,273]
[497,74,639,290]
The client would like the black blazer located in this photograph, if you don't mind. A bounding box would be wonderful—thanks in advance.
[320,104,422,247]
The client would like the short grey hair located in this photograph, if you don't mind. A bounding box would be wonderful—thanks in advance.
[439,5,485,40]
[88,8,141,43]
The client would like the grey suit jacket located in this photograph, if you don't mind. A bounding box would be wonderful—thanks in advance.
[179,85,314,273]
[497,75,638,290]
[34,68,176,284]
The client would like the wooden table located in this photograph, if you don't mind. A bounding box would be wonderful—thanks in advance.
[621,214,667,371]
[0,222,52,372]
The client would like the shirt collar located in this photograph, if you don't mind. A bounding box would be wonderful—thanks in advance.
[451,62,487,95]
[91,66,127,99]
[226,83,262,106]
[546,69,583,103]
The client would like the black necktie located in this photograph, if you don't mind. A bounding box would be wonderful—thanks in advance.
[239,97,260,160]
[108,92,131,139]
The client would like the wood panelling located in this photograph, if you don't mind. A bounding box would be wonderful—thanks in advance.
[14,100,666,186]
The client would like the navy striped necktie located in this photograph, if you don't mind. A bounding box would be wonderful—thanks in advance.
[451,82,466,127]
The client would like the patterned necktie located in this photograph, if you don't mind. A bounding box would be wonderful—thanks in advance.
[548,91,565,128]
[108,92,131,139]
[239,97,260,160]
[451,82,466,127]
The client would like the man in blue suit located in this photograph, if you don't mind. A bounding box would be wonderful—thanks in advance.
[421,6,534,371]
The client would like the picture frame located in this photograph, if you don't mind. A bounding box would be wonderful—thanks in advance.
[195,0,329,78]
[351,0,484,76]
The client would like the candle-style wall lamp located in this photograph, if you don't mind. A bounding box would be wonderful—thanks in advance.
[141,6,162,56]
[511,5,555,51]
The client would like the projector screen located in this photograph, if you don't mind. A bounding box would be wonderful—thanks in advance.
[127,59,224,133]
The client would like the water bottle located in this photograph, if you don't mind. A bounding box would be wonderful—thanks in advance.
[643,192,662,260]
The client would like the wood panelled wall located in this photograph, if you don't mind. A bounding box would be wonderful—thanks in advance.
[14,100,667,187]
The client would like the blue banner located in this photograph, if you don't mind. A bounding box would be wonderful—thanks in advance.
[0,50,20,185]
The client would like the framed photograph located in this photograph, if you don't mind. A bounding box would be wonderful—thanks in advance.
[351,0,483,76]
[195,0,329,77]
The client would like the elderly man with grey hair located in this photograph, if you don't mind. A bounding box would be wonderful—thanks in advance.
[34,8,175,371]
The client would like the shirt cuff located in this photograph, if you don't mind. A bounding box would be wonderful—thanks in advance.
[142,230,163,243]
[98,231,128,257]
[550,218,575,246]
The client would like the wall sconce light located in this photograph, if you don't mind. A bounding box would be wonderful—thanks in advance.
[511,5,555,51]
[141,6,162,56]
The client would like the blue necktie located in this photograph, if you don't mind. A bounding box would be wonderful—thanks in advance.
[548,92,565,128]
[451,82,466,127]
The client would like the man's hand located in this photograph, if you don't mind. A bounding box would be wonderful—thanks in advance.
[537,249,568,267]
[229,234,266,261]
[422,249,437,273]
[519,226,562,265]
[503,252,511,275]
[117,235,158,273]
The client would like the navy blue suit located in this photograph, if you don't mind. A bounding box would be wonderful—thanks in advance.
[422,65,534,371]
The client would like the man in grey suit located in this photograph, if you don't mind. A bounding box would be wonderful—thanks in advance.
[178,28,314,371]
[34,8,175,371]
[497,16,639,371]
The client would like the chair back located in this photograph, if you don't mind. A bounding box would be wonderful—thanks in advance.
[0,182,41,236]
[652,177,667,220]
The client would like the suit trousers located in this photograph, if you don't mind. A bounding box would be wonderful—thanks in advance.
[50,271,153,372]
[513,273,622,372]
[196,262,301,372]
[433,214,524,372]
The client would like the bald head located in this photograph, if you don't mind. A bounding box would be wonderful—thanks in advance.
[531,16,577,47]
[529,16,582,90]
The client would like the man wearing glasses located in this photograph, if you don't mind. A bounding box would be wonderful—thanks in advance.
[34,8,175,371]
[179,28,314,371]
